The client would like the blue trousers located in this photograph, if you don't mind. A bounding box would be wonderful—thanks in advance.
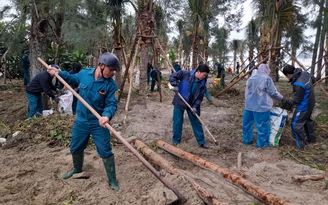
[26,92,43,118]
[23,69,30,86]
[147,72,150,85]
[70,120,113,158]
[150,79,159,91]
[172,106,205,145]
[242,109,270,148]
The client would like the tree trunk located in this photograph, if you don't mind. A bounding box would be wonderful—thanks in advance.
[311,0,324,76]
[192,22,199,69]
[325,52,328,86]
[135,139,228,205]
[30,1,49,110]
[156,140,294,205]
[114,48,122,90]
[137,44,148,108]
[30,0,48,79]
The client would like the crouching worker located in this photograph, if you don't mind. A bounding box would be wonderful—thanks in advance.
[242,63,286,148]
[47,52,121,190]
[169,64,210,149]
[26,64,60,119]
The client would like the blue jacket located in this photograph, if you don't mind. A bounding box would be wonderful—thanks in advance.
[22,55,30,70]
[59,68,118,122]
[289,68,316,112]
[169,70,206,114]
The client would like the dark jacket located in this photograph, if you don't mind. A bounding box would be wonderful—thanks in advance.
[289,68,316,112]
[169,70,206,115]
[173,64,182,72]
[147,62,153,73]
[22,55,30,70]
[150,68,162,80]
[216,63,224,78]
[26,71,57,98]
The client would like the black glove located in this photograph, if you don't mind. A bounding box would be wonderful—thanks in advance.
[281,98,293,110]
[59,89,66,95]
[53,97,60,103]
[173,86,179,93]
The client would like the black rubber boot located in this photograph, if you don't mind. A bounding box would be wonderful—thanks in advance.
[103,155,119,191]
[62,153,84,179]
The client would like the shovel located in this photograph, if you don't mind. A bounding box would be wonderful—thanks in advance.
[37,57,186,203]
[168,82,218,145]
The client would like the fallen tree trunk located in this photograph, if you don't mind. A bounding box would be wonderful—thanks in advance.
[135,139,228,205]
[156,140,294,205]
[291,174,325,182]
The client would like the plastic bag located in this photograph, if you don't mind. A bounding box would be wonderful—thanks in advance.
[58,90,73,115]
[269,107,287,146]
[43,109,53,116]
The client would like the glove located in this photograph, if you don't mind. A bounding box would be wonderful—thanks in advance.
[53,97,60,103]
[281,98,293,110]
[173,86,179,93]
[191,107,197,116]
[59,89,65,95]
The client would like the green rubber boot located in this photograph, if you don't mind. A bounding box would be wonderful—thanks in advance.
[62,153,84,179]
[103,155,119,191]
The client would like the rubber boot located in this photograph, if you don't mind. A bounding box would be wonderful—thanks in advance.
[62,153,84,179]
[103,155,119,191]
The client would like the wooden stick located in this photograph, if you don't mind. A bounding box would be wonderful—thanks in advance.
[155,37,176,73]
[291,174,325,182]
[124,38,141,121]
[281,48,306,71]
[317,83,328,98]
[215,57,269,98]
[135,139,227,205]
[37,57,186,203]
[156,140,294,205]
[229,51,263,83]
[237,152,242,169]
[176,92,217,144]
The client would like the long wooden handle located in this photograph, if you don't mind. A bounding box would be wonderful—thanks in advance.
[37,57,186,203]
[176,92,217,143]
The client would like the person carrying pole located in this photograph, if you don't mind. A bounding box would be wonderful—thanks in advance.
[169,64,210,149]
[47,52,121,190]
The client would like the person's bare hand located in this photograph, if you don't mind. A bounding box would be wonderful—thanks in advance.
[47,66,58,76]
[99,116,109,128]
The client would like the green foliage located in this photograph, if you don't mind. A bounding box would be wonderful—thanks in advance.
[0,119,11,138]
[168,50,178,62]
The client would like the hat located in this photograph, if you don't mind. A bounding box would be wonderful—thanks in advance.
[24,50,29,54]
[258,63,270,75]
[49,64,60,70]
[98,52,120,72]
[283,64,295,76]
[174,60,179,63]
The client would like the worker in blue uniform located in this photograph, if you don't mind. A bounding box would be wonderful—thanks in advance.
[47,52,121,190]
[169,64,210,149]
